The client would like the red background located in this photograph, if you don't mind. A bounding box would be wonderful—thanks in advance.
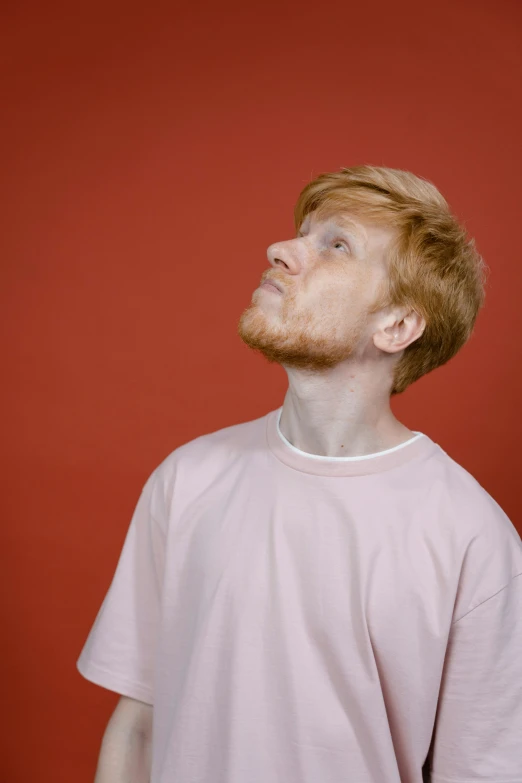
[2,1,521,780]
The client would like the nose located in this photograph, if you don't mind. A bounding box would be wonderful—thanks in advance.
[266,240,296,271]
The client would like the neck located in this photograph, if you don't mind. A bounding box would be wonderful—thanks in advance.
[279,363,413,458]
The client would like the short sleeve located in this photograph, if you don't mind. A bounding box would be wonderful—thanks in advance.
[429,573,522,783]
[76,469,166,705]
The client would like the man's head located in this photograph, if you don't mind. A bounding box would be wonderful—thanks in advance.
[237,165,487,395]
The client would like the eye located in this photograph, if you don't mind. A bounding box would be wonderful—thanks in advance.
[333,239,349,252]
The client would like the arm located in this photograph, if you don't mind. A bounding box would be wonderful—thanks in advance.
[93,696,153,783]
[429,574,522,782]
[76,468,167,780]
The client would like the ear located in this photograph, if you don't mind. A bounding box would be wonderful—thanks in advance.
[372,308,426,354]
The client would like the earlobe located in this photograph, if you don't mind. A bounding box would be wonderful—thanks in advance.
[372,320,400,354]
[373,329,404,355]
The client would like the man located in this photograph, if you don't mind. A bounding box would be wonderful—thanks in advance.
[77,166,522,783]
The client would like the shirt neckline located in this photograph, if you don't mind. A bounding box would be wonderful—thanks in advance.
[265,406,438,477]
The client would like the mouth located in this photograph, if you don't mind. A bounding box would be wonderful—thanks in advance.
[260,278,283,293]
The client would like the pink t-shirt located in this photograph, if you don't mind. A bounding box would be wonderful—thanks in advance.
[77,406,522,783]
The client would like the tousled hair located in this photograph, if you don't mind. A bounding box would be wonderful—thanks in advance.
[294,165,488,395]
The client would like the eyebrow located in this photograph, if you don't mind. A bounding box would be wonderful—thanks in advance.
[329,216,365,243]
[299,216,365,252]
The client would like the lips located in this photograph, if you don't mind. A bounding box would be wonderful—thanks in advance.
[262,278,283,293]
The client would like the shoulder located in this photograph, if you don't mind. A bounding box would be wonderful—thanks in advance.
[426,443,518,543]
[427,444,522,620]
[157,408,268,475]
[140,409,271,518]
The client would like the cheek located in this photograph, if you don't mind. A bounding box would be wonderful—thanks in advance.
[300,265,377,318]
[321,271,373,312]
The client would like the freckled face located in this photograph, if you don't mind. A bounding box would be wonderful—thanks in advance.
[236,211,394,370]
